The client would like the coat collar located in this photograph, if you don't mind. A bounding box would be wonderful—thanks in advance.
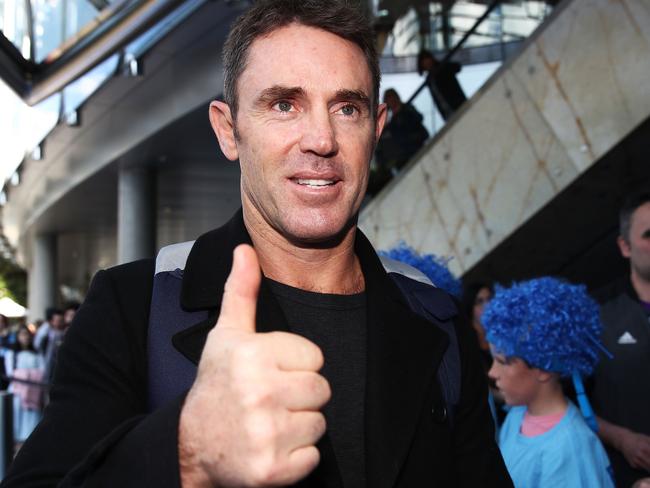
[173,210,451,487]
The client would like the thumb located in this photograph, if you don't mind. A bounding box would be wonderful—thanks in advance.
[218,244,261,333]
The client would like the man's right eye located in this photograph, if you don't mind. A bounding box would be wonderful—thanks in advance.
[275,101,293,112]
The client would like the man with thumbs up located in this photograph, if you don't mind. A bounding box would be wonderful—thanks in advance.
[3,1,511,487]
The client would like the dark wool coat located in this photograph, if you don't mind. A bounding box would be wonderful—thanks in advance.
[3,211,511,487]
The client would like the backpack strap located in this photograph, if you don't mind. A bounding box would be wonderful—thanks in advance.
[147,240,204,412]
[380,256,461,426]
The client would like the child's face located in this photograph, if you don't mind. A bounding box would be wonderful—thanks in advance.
[488,352,541,406]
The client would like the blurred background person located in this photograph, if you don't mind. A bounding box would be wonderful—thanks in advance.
[33,307,65,385]
[4,325,45,447]
[461,282,493,371]
[417,50,467,121]
[370,89,428,195]
[0,313,15,390]
[63,302,80,328]
[592,191,650,486]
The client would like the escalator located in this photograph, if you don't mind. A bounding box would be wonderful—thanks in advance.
[360,0,650,289]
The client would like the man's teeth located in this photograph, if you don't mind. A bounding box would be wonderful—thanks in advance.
[296,179,334,187]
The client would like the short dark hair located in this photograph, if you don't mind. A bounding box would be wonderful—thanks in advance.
[417,49,436,75]
[460,282,493,322]
[222,0,380,120]
[619,190,650,242]
[382,88,399,102]
[64,301,80,312]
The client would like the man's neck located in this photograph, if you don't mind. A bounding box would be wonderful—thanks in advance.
[630,270,650,303]
[244,211,364,295]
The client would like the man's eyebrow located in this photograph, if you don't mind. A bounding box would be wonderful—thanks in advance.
[254,85,305,106]
[333,89,371,110]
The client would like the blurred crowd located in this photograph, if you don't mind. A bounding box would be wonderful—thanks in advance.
[0,303,78,450]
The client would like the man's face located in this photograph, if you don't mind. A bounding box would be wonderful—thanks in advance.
[211,24,386,244]
[619,202,650,281]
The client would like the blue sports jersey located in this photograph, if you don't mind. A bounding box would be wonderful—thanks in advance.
[499,402,615,488]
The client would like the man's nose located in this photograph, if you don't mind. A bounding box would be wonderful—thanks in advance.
[299,108,338,156]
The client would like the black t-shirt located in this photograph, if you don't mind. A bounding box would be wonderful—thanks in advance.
[266,278,366,488]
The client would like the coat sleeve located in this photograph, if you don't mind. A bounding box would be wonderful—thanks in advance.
[1,259,186,488]
[451,315,513,487]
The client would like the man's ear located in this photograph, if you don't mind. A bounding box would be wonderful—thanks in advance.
[617,235,632,259]
[209,100,239,161]
[375,102,388,142]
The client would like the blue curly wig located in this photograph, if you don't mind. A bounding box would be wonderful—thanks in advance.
[379,242,462,298]
[481,277,603,377]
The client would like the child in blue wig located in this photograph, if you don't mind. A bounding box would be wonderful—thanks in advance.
[482,277,614,488]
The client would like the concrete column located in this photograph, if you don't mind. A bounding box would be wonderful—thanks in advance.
[28,233,57,322]
[117,166,155,264]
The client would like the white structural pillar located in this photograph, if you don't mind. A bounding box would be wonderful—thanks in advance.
[118,166,155,265]
[28,234,57,322]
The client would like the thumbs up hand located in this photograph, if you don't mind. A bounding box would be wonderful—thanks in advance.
[179,245,331,487]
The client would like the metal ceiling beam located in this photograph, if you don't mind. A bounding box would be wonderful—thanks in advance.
[26,0,185,106]
[0,0,185,106]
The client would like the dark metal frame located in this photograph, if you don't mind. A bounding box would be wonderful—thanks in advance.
[0,0,185,106]
[407,0,502,105]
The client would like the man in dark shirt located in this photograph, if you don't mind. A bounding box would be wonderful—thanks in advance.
[593,191,650,487]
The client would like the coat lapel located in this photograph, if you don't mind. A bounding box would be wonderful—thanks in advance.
[172,210,292,363]
[357,233,450,488]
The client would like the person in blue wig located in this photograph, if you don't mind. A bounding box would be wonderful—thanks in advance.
[380,242,461,297]
[483,277,615,488]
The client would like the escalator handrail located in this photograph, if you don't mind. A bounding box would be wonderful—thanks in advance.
[405,0,501,106]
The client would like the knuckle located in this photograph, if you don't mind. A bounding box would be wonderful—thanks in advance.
[249,451,281,486]
[320,376,332,401]
[310,344,324,369]
[308,374,330,401]
[311,412,326,438]
[240,384,273,410]
[245,412,277,447]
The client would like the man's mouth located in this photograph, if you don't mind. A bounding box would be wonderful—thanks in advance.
[295,178,337,187]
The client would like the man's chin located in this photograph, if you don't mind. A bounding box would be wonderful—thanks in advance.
[280,217,358,249]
